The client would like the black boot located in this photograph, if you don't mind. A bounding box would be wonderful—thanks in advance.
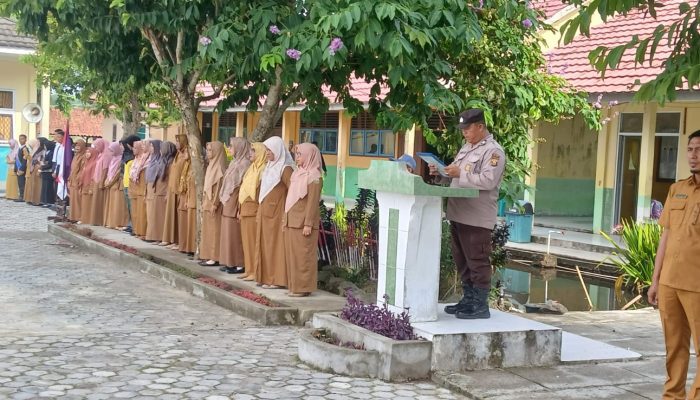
[456,287,491,319]
[445,283,474,315]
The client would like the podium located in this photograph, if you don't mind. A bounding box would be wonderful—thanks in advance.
[358,161,478,322]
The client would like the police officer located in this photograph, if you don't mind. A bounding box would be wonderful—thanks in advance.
[429,108,506,319]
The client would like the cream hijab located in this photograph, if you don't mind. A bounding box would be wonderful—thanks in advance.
[220,138,252,204]
[285,143,323,213]
[203,141,228,201]
[238,142,267,204]
[259,136,294,203]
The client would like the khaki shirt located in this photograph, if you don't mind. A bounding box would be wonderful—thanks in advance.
[444,134,506,230]
[659,176,700,292]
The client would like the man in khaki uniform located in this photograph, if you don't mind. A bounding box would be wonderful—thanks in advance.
[429,108,506,319]
[649,129,700,400]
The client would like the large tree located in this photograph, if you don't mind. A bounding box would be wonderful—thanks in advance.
[561,0,699,103]
[6,0,495,252]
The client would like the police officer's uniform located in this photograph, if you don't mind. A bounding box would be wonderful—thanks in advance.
[440,109,506,319]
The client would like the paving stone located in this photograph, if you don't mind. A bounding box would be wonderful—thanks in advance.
[0,202,464,400]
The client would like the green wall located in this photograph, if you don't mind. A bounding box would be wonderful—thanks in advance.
[344,167,361,199]
[593,187,615,234]
[535,178,595,216]
[322,166,337,197]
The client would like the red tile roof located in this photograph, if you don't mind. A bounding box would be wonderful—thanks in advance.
[0,18,36,50]
[547,0,681,93]
[50,108,104,138]
[533,0,570,19]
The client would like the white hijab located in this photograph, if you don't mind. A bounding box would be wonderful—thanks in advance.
[259,136,295,203]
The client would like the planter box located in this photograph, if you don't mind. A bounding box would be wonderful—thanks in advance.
[298,329,381,378]
[302,313,431,381]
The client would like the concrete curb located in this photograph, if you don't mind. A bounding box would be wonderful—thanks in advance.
[298,329,381,379]
[431,371,483,400]
[48,224,299,326]
[310,313,432,381]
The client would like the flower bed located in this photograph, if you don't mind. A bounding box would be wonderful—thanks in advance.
[197,276,277,307]
[340,291,418,340]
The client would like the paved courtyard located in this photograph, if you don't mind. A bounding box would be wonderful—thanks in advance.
[0,199,461,400]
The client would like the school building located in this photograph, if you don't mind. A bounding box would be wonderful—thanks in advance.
[530,0,698,234]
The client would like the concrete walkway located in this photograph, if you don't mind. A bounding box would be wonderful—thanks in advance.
[435,309,696,399]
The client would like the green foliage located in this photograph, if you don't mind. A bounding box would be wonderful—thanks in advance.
[562,0,700,104]
[600,220,661,294]
[421,0,600,207]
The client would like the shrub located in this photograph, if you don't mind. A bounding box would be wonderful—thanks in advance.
[340,291,418,341]
[600,220,661,293]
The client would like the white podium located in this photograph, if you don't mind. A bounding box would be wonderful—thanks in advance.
[358,161,478,322]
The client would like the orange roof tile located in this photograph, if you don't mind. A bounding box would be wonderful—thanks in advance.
[547,0,681,93]
[533,0,570,19]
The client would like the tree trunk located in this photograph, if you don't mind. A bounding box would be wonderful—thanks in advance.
[177,94,205,259]
[251,67,284,142]
[121,92,142,139]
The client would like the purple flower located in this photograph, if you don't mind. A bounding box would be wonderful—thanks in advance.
[609,100,619,106]
[593,102,602,109]
[198,36,212,46]
[329,37,344,55]
[522,19,533,28]
[269,25,281,35]
[286,48,301,60]
[478,0,484,8]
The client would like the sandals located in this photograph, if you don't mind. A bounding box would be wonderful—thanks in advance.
[197,260,219,267]
[287,292,311,297]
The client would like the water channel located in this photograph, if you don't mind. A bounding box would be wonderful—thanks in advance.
[498,260,646,311]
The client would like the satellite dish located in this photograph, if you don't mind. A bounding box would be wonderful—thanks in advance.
[22,103,43,124]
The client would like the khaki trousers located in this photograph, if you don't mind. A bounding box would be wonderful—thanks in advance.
[659,284,700,399]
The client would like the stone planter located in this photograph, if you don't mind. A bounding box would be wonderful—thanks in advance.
[299,313,431,381]
[298,329,380,378]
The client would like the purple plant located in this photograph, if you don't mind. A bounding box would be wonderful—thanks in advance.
[198,36,212,46]
[286,48,301,61]
[269,25,281,35]
[340,292,418,341]
[522,19,533,29]
[329,37,344,55]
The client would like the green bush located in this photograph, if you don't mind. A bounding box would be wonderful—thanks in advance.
[600,220,661,294]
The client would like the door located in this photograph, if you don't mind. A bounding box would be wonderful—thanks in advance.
[615,135,641,223]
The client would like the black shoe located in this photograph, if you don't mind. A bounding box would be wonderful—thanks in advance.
[456,287,491,319]
[445,283,474,315]
[219,266,228,272]
[227,267,244,274]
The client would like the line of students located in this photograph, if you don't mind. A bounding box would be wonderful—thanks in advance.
[66,134,322,297]
[4,133,62,207]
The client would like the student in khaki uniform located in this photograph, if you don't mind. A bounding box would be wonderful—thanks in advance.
[284,143,323,297]
[649,129,700,400]
[429,108,506,319]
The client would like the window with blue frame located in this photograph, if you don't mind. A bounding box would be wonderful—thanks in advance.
[349,129,395,157]
[218,112,237,144]
[348,111,395,157]
[299,111,339,154]
[299,129,338,154]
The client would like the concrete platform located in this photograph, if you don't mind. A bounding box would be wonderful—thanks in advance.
[413,307,642,371]
[413,307,562,370]
[561,332,641,363]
